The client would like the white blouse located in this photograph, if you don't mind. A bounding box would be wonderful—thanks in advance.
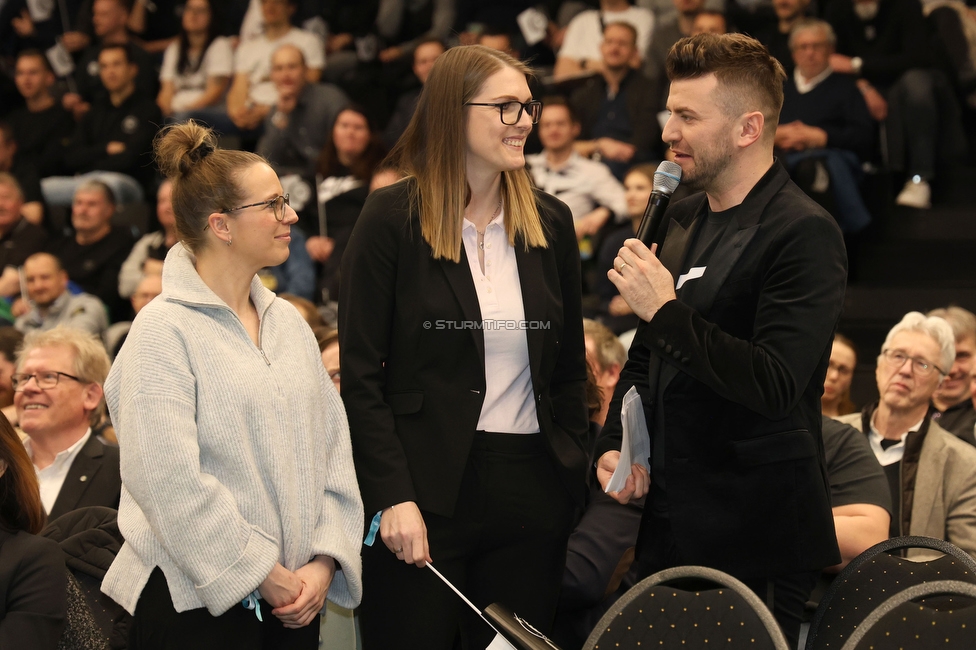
[461,210,540,434]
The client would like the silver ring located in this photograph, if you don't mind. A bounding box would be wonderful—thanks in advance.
[394,547,403,553]
[618,262,629,273]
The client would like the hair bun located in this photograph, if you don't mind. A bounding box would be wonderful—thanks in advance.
[154,120,219,179]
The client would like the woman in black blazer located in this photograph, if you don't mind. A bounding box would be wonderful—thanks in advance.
[339,45,589,649]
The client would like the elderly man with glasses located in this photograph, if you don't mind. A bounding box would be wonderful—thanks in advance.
[13,327,120,520]
[838,311,976,560]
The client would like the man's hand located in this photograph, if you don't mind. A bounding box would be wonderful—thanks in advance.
[575,207,611,240]
[258,563,302,609]
[11,297,29,318]
[106,141,126,155]
[608,294,634,317]
[857,81,888,121]
[380,501,431,567]
[379,46,403,63]
[829,53,854,74]
[12,9,35,36]
[271,556,335,628]
[775,121,827,151]
[597,138,637,162]
[306,236,335,263]
[596,451,650,505]
[608,240,676,322]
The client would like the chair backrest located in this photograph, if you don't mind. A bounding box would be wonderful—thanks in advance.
[806,536,976,650]
[582,565,790,650]
[839,580,976,650]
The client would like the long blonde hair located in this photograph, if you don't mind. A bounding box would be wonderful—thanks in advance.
[388,45,547,262]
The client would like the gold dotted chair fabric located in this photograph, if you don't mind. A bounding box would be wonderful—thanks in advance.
[838,580,976,650]
[582,565,790,650]
[806,536,976,650]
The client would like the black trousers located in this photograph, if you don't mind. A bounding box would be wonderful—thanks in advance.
[128,568,320,650]
[359,432,577,650]
[635,514,818,650]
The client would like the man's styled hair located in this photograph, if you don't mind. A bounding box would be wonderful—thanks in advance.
[666,34,786,134]
[583,318,626,371]
[927,306,976,344]
[881,311,956,375]
[18,327,112,426]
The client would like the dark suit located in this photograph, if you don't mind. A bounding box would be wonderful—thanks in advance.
[340,180,588,648]
[47,435,121,521]
[597,160,845,583]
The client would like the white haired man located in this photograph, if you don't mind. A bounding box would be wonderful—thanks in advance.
[838,311,976,560]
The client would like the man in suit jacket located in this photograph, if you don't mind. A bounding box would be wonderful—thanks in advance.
[14,327,119,520]
[594,34,847,648]
[837,312,976,561]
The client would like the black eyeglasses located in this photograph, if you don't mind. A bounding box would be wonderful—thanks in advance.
[463,100,542,125]
[879,349,946,378]
[220,194,290,222]
[12,371,85,391]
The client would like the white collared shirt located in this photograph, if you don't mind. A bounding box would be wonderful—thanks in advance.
[525,151,628,222]
[24,428,92,514]
[460,210,539,434]
[794,66,834,94]
[867,415,924,466]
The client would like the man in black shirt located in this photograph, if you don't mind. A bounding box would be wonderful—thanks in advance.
[0,173,47,301]
[42,43,161,207]
[47,180,134,320]
[594,34,846,648]
[7,50,74,180]
[0,122,44,226]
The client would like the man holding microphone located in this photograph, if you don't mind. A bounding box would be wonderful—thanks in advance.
[596,33,848,648]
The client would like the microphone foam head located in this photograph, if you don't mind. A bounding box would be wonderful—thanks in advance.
[653,160,682,195]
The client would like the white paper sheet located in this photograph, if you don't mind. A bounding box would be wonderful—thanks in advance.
[605,386,651,493]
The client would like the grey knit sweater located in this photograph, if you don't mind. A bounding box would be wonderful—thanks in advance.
[101,243,363,616]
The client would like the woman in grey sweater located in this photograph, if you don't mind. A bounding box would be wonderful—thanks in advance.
[100,121,363,650]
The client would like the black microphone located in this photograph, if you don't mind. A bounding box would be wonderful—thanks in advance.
[635,161,682,247]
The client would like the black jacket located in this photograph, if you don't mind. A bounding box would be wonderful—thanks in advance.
[47,436,121,522]
[597,161,847,576]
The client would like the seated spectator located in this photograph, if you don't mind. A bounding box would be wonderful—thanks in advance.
[311,106,386,302]
[837,312,976,560]
[0,412,67,650]
[753,0,811,75]
[554,0,653,80]
[6,49,74,187]
[156,0,234,123]
[526,99,628,246]
[826,0,964,210]
[43,43,162,207]
[477,28,520,60]
[0,173,47,301]
[14,326,120,520]
[0,123,44,226]
[593,163,654,335]
[823,332,858,419]
[117,179,177,300]
[0,327,23,425]
[104,272,162,357]
[691,11,727,35]
[382,38,444,149]
[571,21,661,180]
[47,181,135,320]
[14,253,108,336]
[645,0,704,104]
[61,0,160,121]
[257,44,350,178]
[313,325,340,390]
[928,306,976,444]
[221,0,324,135]
[776,19,874,234]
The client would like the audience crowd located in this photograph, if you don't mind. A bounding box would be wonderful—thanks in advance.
[1,0,975,648]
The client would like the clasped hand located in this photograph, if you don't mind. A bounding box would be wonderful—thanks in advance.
[259,556,336,628]
[596,450,650,505]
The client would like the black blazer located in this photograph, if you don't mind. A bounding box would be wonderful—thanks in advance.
[339,181,589,518]
[48,435,121,522]
[597,161,847,576]
[0,527,66,649]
